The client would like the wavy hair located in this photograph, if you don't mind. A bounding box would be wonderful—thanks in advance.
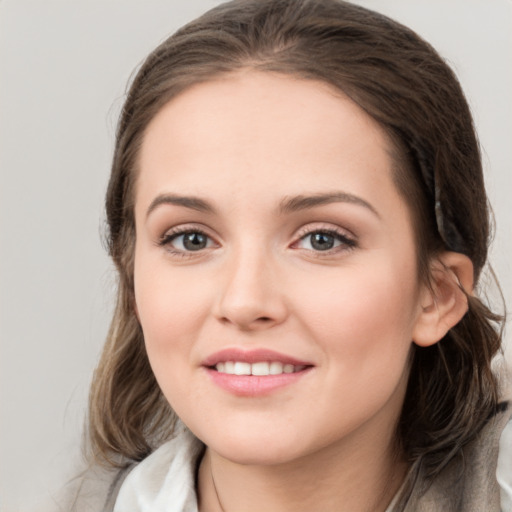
[88,0,504,494]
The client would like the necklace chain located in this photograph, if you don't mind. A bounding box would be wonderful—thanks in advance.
[210,460,226,512]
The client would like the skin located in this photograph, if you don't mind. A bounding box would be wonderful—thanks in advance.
[133,71,470,512]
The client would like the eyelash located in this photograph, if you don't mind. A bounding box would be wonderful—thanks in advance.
[158,226,215,258]
[292,226,357,255]
[157,225,357,257]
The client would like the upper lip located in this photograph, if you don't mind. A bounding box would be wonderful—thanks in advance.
[202,348,313,367]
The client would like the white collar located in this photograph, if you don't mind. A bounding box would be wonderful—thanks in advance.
[114,425,203,512]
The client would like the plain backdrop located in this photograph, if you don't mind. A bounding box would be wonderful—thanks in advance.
[1,1,511,510]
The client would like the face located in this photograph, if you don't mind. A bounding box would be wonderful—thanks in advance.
[134,71,426,466]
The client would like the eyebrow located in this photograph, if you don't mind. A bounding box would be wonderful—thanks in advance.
[146,191,379,219]
[146,194,216,218]
[279,192,380,218]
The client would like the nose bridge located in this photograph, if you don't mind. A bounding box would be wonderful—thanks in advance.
[215,240,286,330]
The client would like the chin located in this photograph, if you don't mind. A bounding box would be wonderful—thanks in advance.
[198,421,334,467]
[188,419,305,466]
[213,439,306,467]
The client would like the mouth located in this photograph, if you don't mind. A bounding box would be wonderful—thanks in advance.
[202,348,313,396]
[212,361,308,376]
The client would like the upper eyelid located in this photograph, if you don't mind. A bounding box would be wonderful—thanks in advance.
[294,222,356,240]
[160,223,215,238]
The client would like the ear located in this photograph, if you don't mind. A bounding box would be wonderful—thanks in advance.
[412,252,474,347]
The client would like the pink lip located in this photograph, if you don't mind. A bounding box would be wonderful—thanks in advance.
[202,348,311,367]
[202,348,314,397]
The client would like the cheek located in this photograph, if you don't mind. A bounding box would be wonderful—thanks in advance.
[133,260,210,368]
[294,257,419,364]
[291,260,418,429]
[134,266,212,413]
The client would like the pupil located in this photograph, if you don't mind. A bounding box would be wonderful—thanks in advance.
[311,233,334,251]
[184,232,207,250]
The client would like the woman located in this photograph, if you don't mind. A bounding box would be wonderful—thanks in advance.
[66,0,510,510]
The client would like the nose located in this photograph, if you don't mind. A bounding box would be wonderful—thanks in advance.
[213,248,288,331]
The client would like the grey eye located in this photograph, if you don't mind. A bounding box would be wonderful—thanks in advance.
[298,231,342,251]
[309,232,336,251]
[295,230,355,253]
[182,232,208,250]
[167,231,213,251]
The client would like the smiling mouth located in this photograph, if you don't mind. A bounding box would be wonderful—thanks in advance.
[213,361,308,376]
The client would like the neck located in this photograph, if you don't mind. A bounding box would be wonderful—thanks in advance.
[197,424,407,512]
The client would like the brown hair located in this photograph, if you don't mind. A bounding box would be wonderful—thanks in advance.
[88,0,503,490]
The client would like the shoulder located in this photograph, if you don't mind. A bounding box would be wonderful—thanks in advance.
[498,408,512,512]
[55,425,202,512]
[52,462,135,512]
[405,401,512,512]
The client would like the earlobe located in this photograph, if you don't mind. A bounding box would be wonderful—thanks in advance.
[412,252,474,347]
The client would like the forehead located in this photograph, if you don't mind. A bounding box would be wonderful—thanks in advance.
[136,71,402,216]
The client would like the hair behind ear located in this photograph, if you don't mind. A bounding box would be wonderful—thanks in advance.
[399,255,502,479]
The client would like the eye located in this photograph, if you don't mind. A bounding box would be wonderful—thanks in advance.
[159,229,216,252]
[294,229,356,252]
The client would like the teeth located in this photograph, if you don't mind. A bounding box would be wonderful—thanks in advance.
[234,362,251,375]
[251,362,270,376]
[269,362,283,375]
[214,361,304,376]
[284,364,294,373]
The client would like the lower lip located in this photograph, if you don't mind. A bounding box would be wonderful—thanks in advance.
[204,367,312,397]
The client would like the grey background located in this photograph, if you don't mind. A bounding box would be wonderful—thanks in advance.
[1,1,510,510]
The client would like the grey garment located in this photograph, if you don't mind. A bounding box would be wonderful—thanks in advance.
[55,462,135,512]
[60,403,510,512]
[402,403,511,512]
